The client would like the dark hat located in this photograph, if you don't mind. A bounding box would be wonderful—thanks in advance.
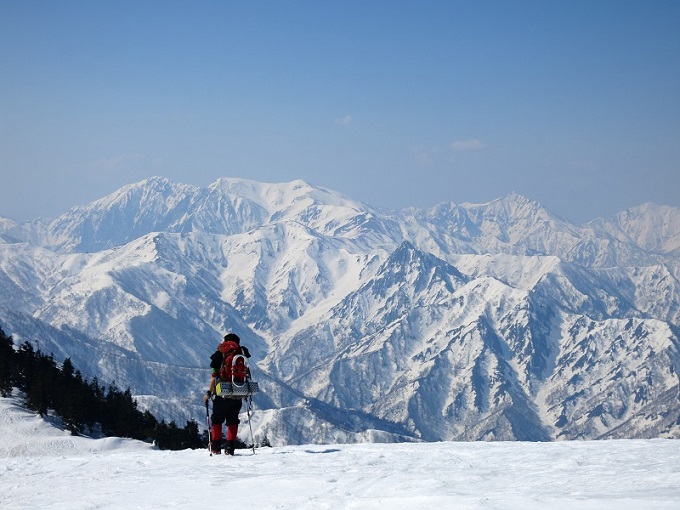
[223,333,240,344]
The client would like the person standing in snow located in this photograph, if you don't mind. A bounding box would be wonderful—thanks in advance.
[203,333,251,455]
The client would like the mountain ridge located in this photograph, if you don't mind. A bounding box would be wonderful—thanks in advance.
[1,177,678,444]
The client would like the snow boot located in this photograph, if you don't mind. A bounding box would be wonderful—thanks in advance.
[225,424,238,455]
[225,440,235,455]
[211,424,223,454]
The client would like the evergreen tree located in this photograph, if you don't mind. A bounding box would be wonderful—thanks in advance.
[0,327,14,396]
[0,327,206,450]
[25,349,55,416]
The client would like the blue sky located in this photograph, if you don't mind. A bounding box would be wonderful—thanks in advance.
[1,1,679,223]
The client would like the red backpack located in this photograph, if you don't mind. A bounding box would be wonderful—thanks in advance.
[216,340,249,383]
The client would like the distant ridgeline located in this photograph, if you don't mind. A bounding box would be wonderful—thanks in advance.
[0,326,206,450]
[1,177,679,443]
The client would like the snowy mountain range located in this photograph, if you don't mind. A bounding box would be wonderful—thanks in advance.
[1,176,679,444]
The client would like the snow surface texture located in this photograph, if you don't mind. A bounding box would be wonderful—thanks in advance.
[1,177,680,444]
[1,397,679,510]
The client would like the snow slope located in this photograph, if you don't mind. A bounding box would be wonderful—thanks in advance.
[1,396,680,510]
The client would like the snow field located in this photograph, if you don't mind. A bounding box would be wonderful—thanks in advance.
[1,397,680,509]
[3,440,680,509]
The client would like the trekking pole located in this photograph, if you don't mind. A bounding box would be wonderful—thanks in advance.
[246,396,255,454]
[205,400,213,456]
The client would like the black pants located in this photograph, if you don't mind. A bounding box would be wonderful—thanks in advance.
[211,397,242,426]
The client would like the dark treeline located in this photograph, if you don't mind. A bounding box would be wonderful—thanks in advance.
[0,326,205,450]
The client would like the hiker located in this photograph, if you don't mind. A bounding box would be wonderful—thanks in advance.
[203,333,251,455]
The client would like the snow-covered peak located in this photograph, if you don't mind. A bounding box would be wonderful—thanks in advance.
[6,177,678,268]
[598,202,680,255]
[0,216,17,233]
[3,177,202,252]
[8,177,400,253]
[210,177,318,201]
[65,176,199,221]
[208,177,380,230]
[402,191,583,262]
[209,178,345,208]
[466,192,566,230]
